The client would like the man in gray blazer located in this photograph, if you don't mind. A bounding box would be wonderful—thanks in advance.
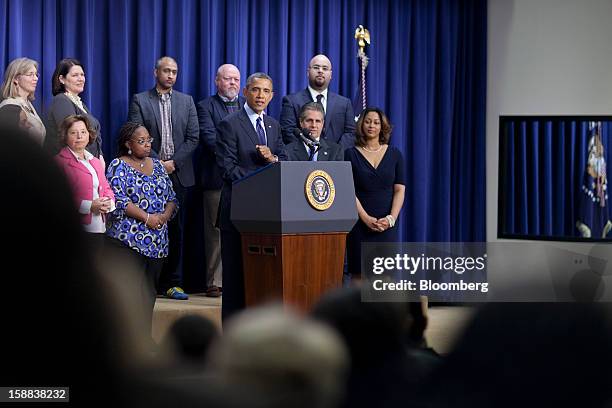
[127,56,199,300]
[280,54,355,149]
[286,102,343,161]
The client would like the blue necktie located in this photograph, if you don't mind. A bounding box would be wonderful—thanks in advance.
[308,145,318,161]
[256,117,267,145]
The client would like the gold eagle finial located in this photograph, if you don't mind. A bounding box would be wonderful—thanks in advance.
[354,25,370,53]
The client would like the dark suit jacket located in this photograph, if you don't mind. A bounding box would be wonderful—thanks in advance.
[196,94,245,190]
[286,137,344,161]
[216,108,288,231]
[45,93,102,157]
[279,88,356,149]
[127,88,199,187]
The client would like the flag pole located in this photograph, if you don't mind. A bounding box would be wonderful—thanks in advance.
[354,25,370,112]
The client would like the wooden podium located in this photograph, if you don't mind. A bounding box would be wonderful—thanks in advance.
[231,161,358,311]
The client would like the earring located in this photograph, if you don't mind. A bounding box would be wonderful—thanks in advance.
[128,149,132,155]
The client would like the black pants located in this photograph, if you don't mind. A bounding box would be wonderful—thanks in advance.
[158,173,187,293]
[220,228,244,321]
[84,232,105,265]
[104,237,163,336]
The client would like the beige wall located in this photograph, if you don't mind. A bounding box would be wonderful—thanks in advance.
[487,0,612,242]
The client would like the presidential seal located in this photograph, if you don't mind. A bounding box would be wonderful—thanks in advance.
[305,170,336,210]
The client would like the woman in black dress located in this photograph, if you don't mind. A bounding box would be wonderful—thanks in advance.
[345,108,406,278]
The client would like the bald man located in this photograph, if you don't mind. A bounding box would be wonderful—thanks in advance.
[196,64,245,297]
[280,54,355,149]
[128,56,199,301]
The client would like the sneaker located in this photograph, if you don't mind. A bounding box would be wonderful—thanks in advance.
[166,287,189,300]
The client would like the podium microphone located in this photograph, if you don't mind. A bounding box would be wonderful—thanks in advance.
[294,128,320,147]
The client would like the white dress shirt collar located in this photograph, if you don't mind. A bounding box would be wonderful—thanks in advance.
[308,86,328,101]
[244,102,266,130]
[308,86,329,112]
[68,147,94,161]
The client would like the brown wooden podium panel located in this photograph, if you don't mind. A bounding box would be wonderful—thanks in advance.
[241,232,347,312]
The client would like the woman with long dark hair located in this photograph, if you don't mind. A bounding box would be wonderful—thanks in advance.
[345,107,406,278]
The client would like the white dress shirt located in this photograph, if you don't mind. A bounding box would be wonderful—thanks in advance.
[308,86,328,113]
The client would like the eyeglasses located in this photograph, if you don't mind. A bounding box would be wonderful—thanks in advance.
[133,138,154,145]
[310,65,331,72]
[21,72,38,78]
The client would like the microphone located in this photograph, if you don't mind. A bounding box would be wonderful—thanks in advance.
[293,128,320,147]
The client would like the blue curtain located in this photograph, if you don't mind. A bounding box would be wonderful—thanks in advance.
[499,118,612,240]
[1,0,486,288]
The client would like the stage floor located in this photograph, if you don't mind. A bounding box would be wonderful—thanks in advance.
[152,295,474,355]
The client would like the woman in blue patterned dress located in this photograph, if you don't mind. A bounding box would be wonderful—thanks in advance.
[105,122,178,335]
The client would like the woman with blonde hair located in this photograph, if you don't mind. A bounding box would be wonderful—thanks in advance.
[0,57,46,145]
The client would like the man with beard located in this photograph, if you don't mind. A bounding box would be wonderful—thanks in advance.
[280,54,355,149]
[128,56,199,301]
[196,64,244,298]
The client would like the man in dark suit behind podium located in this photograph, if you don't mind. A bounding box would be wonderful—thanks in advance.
[286,102,343,162]
[280,54,355,149]
[216,72,288,319]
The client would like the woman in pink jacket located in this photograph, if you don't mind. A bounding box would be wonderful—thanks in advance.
[55,115,114,252]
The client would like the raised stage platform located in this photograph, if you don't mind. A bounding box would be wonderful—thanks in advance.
[152,294,222,343]
[152,295,474,354]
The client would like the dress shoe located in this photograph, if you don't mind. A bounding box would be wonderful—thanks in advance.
[205,285,221,298]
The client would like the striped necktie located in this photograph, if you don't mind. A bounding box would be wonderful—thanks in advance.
[256,117,267,145]
[316,94,325,113]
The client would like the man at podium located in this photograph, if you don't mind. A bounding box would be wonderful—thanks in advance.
[215,72,288,319]
[286,102,343,162]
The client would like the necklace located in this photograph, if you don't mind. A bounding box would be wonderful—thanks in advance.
[131,157,146,168]
[362,144,383,153]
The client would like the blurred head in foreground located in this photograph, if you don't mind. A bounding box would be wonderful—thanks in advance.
[207,305,348,408]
